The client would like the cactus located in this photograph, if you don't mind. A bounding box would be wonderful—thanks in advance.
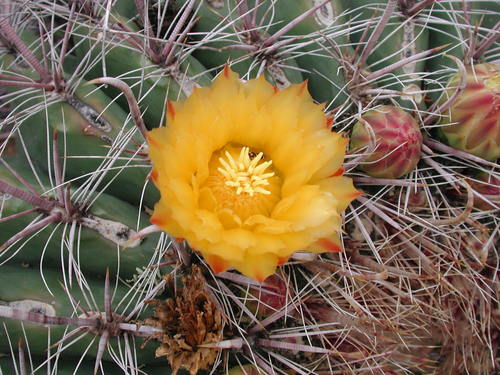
[0,1,499,375]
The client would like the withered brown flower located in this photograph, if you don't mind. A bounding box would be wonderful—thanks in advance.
[144,266,223,375]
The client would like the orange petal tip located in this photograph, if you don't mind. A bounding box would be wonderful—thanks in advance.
[150,169,159,182]
[298,80,308,95]
[146,133,161,148]
[167,100,175,120]
[223,64,231,78]
[330,168,344,177]
[277,256,289,266]
[253,272,266,283]
[316,238,344,253]
[349,191,363,199]
[206,255,228,274]
[325,116,334,128]
[150,216,166,227]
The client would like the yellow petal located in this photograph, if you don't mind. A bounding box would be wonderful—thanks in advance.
[217,208,242,230]
[272,185,339,230]
[198,187,217,211]
[242,74,276,108]
[233,252,279,282]
[307,233,344,253]
[150,198,184,238]
[318,176,362,211]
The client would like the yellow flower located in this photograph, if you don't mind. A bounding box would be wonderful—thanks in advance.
[147,67,360,282]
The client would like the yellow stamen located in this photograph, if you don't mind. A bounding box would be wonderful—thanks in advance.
[218,146,275,196]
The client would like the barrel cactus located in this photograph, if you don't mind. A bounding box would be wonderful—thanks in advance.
[0,1,498,375]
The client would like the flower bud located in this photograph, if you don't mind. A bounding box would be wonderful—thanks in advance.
[437,63,499,161]
[350,106,422,179]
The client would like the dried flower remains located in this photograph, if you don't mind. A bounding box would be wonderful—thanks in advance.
[144,266,223,375]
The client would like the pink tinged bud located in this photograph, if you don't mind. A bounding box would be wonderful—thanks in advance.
[350,106,423,179]
[437,63,500,161]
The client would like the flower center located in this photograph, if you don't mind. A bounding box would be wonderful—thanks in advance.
[217,146,275,196]
[200,145,281,225]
